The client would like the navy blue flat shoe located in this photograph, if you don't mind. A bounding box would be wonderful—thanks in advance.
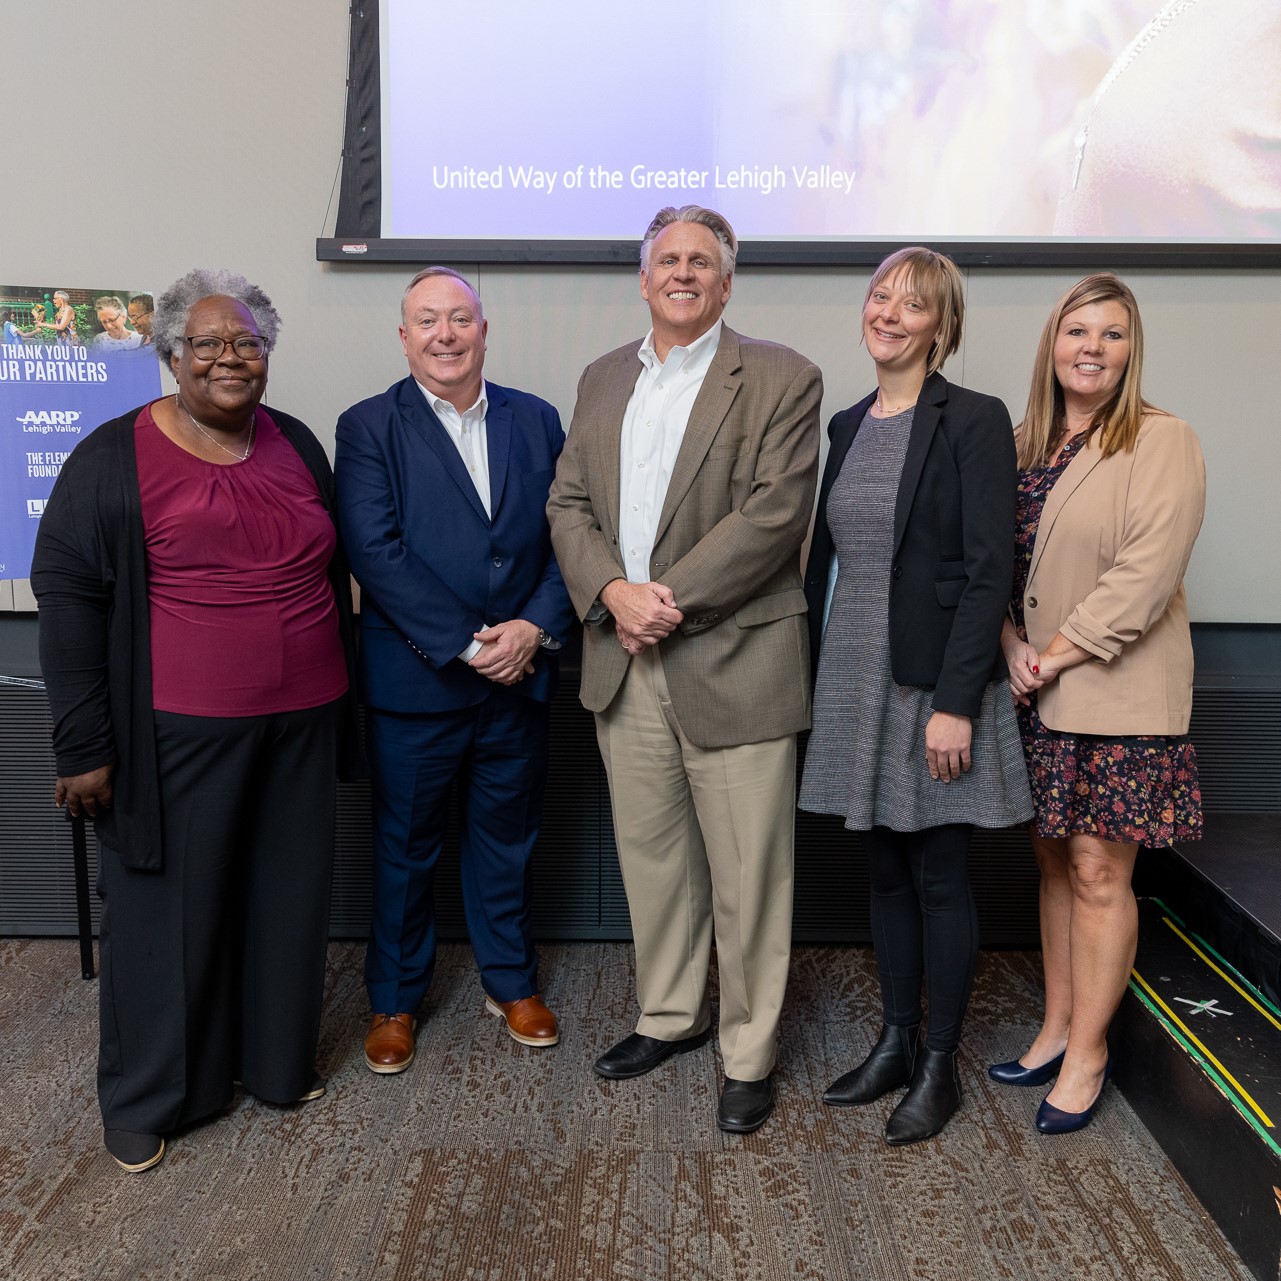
[1035,1057,1112,1135]
[988,1050,1065,1087]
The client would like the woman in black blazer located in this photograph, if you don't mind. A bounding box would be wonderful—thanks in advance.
[799,247,1032,1144]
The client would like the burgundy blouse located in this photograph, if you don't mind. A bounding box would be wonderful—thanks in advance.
[136,403,349,717]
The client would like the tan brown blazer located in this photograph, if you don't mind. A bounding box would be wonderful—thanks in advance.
[1023,412,1205,735]
[547,324,822,749]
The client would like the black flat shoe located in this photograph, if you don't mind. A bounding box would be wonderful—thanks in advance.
[104,1128,165,1173]
[988,1050,1065,1087]
[593,1028,711,1079]
[1036,1056,1112,1135]
[885,1048,961,1146]
[297,1074,327,1103]
[717,1075,774,1133]
[823,1022,919,1106]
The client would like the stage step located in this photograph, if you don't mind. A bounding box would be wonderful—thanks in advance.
[1115,895,1281,1281]
[1145,815,1281,1013]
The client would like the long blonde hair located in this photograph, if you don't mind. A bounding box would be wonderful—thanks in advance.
[1017,273,1159,469]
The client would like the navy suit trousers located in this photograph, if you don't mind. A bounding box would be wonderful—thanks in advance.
[364,692,550,1012]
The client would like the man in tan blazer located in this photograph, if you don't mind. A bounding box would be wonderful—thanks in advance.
[547,205,822,1133]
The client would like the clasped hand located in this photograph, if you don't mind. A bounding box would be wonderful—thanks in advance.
[601,579,683,654]
[468,618,540,685]
[1005,635,1045,707]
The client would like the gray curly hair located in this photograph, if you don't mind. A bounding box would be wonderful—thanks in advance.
[152,268,282,367]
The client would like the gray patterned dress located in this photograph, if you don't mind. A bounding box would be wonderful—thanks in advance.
[798,406,1033,832]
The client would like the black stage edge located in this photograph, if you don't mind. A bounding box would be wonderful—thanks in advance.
[1119,817,1281,1281]
[1137,816,1281,1012]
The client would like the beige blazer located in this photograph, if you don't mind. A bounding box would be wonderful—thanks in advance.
[547,325,822,749]
[1023,412,1205,735]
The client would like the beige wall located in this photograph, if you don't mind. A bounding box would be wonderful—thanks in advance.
[4,4,1277,619]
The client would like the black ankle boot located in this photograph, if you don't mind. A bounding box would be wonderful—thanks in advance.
[823,1023,920,1106]
[884,1047,961,1145]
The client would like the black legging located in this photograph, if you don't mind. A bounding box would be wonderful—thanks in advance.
[864,823,977,1054]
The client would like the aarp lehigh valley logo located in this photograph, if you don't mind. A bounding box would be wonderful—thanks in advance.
[27,498,47,518]
[17,409,83,434]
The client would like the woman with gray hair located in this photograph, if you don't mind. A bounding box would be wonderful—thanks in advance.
[32,268,358,1173]
[48,289,79,345]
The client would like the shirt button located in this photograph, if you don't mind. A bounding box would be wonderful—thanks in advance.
[492,557,503,568]
[632,504,639,511]
[892,564,902,579]
[638,461,646,469]
[1028,596,1038,608]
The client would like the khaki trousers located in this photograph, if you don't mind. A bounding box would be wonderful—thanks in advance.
[595,645,795,1080]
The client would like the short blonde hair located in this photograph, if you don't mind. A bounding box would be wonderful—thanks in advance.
[1017,273,1157,469]
[864,246,965,376]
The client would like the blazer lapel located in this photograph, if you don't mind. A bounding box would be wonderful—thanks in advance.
[1027,438,1106,583]
[485,388,512,517]
[654,326,742,545]
[819,390,876,516]
[397,379,489,525]
[892,372,947,557]
[594,344,643,545]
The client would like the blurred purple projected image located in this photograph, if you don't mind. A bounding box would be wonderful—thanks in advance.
[383,0,1281,244]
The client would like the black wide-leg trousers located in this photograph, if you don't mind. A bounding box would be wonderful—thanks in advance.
[96,699,341,1133]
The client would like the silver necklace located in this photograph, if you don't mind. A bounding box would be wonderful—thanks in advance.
[876,387,916,415]
[177,396,256,461]
[1072,0,1201,189]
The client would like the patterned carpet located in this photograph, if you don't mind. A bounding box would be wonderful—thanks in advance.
[0,938,1249,1281]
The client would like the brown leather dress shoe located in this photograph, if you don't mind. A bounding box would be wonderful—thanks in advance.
[364,1012,417,1074]
[484,994,559,1047]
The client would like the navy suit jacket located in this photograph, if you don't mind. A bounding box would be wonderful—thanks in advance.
[335,377,575,713]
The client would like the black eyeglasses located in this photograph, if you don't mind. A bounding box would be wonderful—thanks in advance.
[184,334,267,362]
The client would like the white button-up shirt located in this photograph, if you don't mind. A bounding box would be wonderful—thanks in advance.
[417,378,491,517]
[416,378,490,660]
[617,321,722,584]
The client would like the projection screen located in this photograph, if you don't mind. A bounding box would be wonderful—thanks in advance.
[318,0,1281,266]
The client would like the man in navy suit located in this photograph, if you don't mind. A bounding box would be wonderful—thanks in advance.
[336,267,574,1073]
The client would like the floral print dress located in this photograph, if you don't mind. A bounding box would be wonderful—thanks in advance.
[1013,434,1202,847]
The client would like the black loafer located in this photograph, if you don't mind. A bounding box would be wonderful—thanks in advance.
[593,1029,711,1079]
[104,1128,165,1173]
[717,1075,775,1133]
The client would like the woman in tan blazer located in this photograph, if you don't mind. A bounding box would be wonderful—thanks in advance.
[989,274,1206,1134]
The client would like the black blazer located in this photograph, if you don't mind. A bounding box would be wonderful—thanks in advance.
[802,372,1017,719]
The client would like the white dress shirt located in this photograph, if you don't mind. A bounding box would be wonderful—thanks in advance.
[417,378,491,517]
[617,320,722,584]
[416,379,491,661]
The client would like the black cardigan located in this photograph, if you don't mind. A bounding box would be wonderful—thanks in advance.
[802,372,1017,719]
[30,403,360,871]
